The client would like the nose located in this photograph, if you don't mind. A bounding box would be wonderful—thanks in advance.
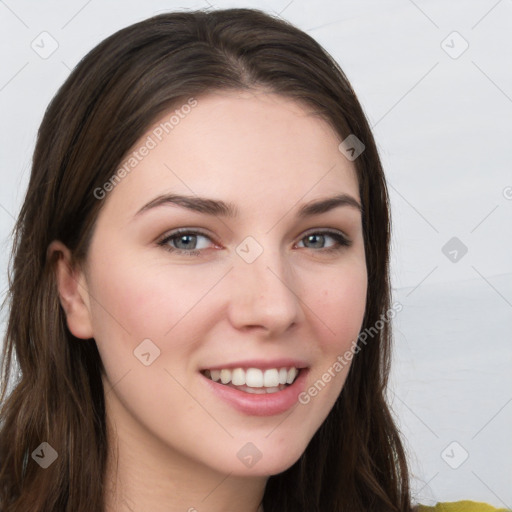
[226,245,302,336]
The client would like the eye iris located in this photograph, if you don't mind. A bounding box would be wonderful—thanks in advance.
[306,234,325,248]
[175,234,196,250]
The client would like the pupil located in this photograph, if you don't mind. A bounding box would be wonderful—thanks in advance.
[177,234,195,249]
[307,234,323,248]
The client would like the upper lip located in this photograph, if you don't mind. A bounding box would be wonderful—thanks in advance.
[200,358,310,371]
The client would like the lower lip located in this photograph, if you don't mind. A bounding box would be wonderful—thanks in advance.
[200,368,309,416]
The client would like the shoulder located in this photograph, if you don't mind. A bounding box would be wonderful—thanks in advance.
[414,501,510,512]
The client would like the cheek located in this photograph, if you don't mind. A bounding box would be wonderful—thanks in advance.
[311,261,368,352]
[85,246,218,376]
[88,246,215,334]
[299,260,367,406]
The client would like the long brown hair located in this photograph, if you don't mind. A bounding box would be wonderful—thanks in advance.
[0,8,413,511]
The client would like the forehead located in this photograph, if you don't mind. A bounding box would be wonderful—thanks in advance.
[99,89,360,221]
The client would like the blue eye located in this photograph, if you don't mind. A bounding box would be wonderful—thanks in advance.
[158,229,213,256]
[158,228,351,256]
[297,231,351,253]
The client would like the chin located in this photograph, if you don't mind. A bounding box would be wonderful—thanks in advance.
[206,438,308,477]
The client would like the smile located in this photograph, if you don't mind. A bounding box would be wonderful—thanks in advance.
[200,366,309,416]
[201,367,300,393]
[202,367,299,389]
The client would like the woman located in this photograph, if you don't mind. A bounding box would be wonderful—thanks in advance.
[0,8,506,512]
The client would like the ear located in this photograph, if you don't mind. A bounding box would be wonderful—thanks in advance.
[47,240,94,340]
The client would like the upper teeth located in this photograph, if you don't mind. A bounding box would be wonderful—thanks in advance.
[204,367,299,387]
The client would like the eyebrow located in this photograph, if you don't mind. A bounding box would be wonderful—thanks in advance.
[134,192,362,219]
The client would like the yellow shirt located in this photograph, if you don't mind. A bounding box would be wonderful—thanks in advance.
[417,501,510,511]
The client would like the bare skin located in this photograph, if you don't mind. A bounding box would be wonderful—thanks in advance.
[49,89,367,512]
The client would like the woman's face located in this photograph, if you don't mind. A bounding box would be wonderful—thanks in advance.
[75,89,367,476]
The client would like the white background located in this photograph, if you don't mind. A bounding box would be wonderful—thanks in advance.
[0,0,511,508]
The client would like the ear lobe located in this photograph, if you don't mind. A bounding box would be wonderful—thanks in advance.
[47,240,94,340]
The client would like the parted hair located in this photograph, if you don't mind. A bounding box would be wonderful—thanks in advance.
[0,8,413,511]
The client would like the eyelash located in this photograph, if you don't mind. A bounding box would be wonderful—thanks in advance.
[157,228,352,256]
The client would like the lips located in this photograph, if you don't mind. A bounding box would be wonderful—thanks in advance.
[199,365,310,416]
